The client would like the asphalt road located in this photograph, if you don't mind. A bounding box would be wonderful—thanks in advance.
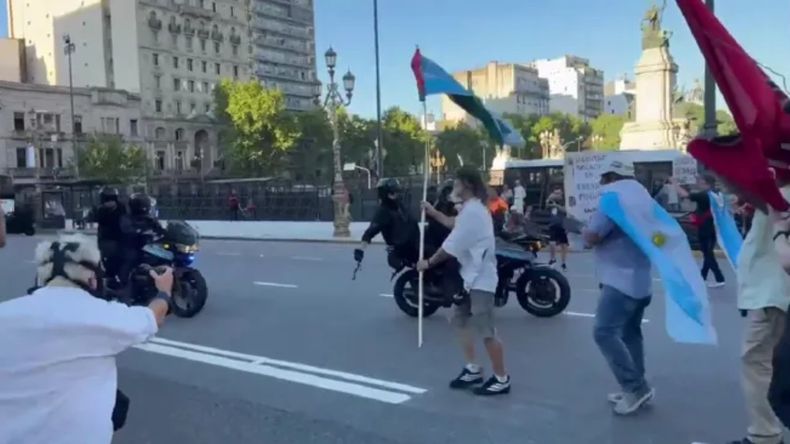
[0,234,755,444]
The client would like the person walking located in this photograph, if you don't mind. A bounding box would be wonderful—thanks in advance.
[729,181,790,444]
[420,166,510,396]
[583,160,655,415]
[513,180,526,215]
[672,175,726,288]
[546,186,569,270]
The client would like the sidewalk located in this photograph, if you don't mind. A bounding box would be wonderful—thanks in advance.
[58,219,727,258]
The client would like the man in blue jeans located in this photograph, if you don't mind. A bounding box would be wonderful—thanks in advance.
[583,160,655,415]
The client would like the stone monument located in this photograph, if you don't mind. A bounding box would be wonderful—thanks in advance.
[620,3,687,150]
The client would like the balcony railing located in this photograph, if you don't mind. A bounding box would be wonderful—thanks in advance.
[168,22,181,34]
[6,167,75,179]
[229,34,242,45]
[211,30,224,42]
[197,29,210,39]
[178,4,215,19]
[255,34,308,53]
[148,18,163,30]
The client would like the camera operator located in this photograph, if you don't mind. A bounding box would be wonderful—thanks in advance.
[0,234,172,444]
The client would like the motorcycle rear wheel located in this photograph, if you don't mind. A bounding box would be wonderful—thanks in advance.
[515,267,570,317]
[171,269,208,318]
[393,270,440,318]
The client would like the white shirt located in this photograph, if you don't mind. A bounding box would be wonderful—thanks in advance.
[0,287,158,444]
[441,198,498,293]
[513,185,526,212]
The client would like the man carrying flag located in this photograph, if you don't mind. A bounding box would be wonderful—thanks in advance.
[583,160,655,415]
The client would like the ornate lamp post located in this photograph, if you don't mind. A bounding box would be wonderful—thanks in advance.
[322,47,356,237]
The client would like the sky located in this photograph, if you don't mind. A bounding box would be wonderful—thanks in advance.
[2,1,788,119]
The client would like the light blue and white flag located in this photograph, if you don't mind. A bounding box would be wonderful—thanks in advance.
[709,191,742,270]
[599,180,717,345]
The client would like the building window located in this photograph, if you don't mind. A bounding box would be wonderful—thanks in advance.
[156,151,166,170]
[188,80,195,92]
[13,112,25,131]
[202,81,209,93]
[230,6,234,17]
[15,147,26,168]
[214,41,220,54]
[212,2,216,13]
[204,103,211,113]
[173,77,181,91]
[74,115,83,134]
[201,60,207,73]
[233,65,239,78]
[57,148,63,168]
[155,100,163,113]
[175,151,184,170]
[175,128,185,141]
[187,58,193,71]
[176,100,182,114]
[101,117,120,134]
[190,103,196,114]
[215,63,221,75]
[173,56,179,69]
[130,119,138,136]
[154,74,162,89]
[200,39,206,52]
[232,45,238,56]
[153,53,160,66]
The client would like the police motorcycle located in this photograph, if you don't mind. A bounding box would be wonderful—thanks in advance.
[110,219,207,318]
[359,180,571,318]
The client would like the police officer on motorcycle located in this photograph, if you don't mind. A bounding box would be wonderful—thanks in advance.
[355,179,419,265]
[94,187,126,286]
[119,193,166,286]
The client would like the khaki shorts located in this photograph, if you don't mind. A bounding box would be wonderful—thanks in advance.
[451,289,497,338]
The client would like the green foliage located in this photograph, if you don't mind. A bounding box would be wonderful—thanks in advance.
[590,114,627,151]
[434,123,486,170]
[381,107,428,176]
[675,102,737,136]
[77,135,147,185]
[289,109,333,182]
[503,112,592,158]
[214,79,300,176]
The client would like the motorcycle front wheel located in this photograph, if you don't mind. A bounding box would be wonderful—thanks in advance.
[393,270,440,318]
[171,269,208,318]
[515,267,570,317]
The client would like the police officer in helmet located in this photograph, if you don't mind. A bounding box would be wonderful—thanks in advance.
[355,178,419,264]
[94,187,126,285]
[118,193,166,286]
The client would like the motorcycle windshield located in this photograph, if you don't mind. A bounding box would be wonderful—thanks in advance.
[495,239,533,261]
[142,244,174,261]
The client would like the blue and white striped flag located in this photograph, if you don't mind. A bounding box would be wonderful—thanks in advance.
[599,180,717,345]
[709,191,742,270]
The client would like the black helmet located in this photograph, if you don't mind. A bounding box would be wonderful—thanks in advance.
[99,187,119,204]
[376,178,402,201]
[129,193,152,216]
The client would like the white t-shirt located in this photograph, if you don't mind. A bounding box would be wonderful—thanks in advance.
[441,198,498,293]
[0,287,158,444]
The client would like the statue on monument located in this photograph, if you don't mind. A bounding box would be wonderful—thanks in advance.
[641,1,671,49]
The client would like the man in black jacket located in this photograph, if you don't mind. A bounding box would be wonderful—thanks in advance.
[356,179,419,264]
[94,188,126,285]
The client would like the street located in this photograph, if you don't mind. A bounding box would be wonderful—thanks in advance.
[0,234,750,444]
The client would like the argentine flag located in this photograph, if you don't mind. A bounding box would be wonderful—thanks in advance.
[599,180,717,345]
[709,191,743,270]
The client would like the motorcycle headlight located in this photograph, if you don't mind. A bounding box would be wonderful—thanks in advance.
[176,243,199,254]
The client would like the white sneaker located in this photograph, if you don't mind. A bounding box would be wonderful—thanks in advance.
[707,281,725,289]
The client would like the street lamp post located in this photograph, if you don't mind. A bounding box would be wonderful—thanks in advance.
[322,47,356,237]
[702,0,717,139]
[63,34,78,178]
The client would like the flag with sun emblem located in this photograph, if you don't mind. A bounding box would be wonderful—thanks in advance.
[709,191,742,270]
[598,179,717,345]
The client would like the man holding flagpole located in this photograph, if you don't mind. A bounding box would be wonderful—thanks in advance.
[583,160,655,415]
[418,166,510,396]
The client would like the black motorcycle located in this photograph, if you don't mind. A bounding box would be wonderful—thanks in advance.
[111,221,208,318]
[5,207,35,236]
[389,233,571,319]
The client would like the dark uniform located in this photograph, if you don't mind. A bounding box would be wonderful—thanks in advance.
[119,193,166,285]
[361,179,420,264]
[94,188,126,282]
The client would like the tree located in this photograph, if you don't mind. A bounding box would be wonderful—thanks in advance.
[434,123,485,170]
[338,109,377,169]
[675,102,737,136]
[214,79,300,176]
[381,107,428,176]
[590,114,627,151]
[77,135,147,185]
[289,109,333,182]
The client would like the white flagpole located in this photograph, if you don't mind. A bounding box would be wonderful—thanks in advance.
[418,100,430,348]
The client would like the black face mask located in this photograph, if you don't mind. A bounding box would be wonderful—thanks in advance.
[44,242,107,301]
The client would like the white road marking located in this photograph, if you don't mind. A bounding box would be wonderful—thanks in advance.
[254,281,298,289]
[216,252,241,256]
[291,256,323,262]
[379,293,394,298]
[135,338,426,404]
[565,311,650,323]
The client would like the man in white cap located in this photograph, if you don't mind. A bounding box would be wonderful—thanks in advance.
[583,160,655,415]
[0,234,173,443]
